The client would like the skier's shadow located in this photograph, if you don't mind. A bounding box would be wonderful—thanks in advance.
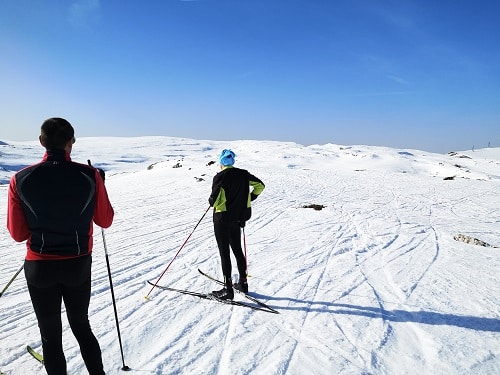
[250,293,500,333]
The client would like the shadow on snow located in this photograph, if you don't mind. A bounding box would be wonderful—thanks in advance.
[252,293,500,332]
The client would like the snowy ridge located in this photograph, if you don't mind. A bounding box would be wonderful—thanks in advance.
[0,137,499,374]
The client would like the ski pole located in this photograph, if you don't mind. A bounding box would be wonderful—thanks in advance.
[145,205,210,299]
[242,227,250,277]
[101,229,130,371]
[0,264,24,298]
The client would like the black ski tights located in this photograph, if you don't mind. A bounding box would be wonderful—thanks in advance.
[25,256,105,375]
[213,218,247,284]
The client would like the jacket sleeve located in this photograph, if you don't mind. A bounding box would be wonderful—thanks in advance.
[6,176,30,242]
[209,173,222,207]
[248,173,265,197]
[93,169,114,228]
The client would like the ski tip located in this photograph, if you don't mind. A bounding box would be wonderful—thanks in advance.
[26,345,44,364]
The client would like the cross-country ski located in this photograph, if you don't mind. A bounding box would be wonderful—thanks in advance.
[147,281,279,314]
[26,345,43,364]
[197,269,279,314]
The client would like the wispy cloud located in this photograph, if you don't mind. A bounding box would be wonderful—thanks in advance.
[348,90,415,97]
[386,74,412,85]
[69,0,101,29]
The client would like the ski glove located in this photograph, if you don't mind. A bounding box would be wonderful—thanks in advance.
[250,193,258,201]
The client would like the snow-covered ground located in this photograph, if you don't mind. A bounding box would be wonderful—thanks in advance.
[0,137,499,375]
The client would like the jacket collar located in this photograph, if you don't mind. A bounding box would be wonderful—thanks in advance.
[42,149,72,162]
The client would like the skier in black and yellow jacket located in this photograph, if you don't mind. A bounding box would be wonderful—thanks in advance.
[208,149,265,300]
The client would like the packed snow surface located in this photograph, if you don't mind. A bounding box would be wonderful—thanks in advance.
[0,137,499,374]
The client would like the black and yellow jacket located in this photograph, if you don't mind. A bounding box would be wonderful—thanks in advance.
[209,166,265,223]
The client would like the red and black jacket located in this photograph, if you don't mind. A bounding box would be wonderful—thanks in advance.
[7,150,114,260]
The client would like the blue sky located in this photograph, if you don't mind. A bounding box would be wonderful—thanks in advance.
[1,0,499,153]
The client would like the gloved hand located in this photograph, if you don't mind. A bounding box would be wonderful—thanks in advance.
[239,221,246,228]
[250,193,258,201]
[97,168,105,182]
[88,160,106,182]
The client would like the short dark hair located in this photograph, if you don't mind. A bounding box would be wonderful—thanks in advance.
[40,118,74,150]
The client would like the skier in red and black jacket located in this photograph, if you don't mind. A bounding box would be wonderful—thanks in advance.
[7,117,114,375]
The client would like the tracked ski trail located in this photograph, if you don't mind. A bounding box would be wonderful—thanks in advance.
[1,139,499,374]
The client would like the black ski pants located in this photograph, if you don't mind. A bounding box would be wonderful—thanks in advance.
[24,256,105,375]
[213,216,247,284]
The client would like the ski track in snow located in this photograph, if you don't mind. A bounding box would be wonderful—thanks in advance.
[0,138,499,374]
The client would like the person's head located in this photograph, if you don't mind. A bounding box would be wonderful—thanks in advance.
[39,118,75,152]
[219,149,235,167]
